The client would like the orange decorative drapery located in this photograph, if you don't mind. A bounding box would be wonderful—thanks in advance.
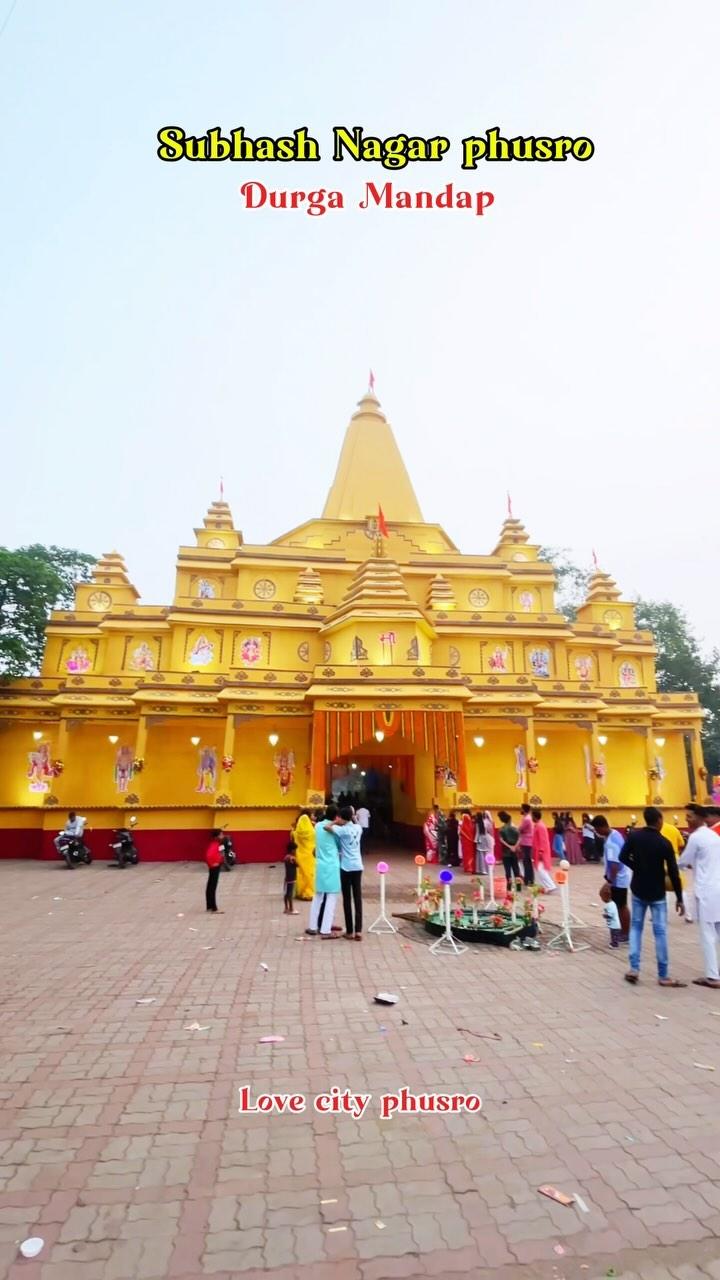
[310,709,467,791]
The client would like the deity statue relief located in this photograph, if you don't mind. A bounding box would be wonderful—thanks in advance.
[519,591,534,612]
[514,744,527,790]
[619,661,638,688]
[114,745,134,793]
[66,646,91,673]
[197,578,216,599]
[240,636,262,667]
[529,647,550,678]
[488,645,509,672]
[27,742,52,793]
[406,636,419,661]
[273,749,296,795]
[129,642,155,672]
[350,636,368,661]
[574,655,593,681]
[196,746,218,794]
[189,635,214,666]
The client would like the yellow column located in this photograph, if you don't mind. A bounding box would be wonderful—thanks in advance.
[589,723,602,809]
[524,718,536,803]
[644,727,656,805]
[52,717,71,805]
[222,713,236,800]
[689,727,707,800]
[132,715,148,799]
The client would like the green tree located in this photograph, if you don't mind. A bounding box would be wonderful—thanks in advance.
[0,545,96,678]
[539,548,720,774]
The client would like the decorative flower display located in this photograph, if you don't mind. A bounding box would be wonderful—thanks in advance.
[527,757,539,773]
[221,755,235,772]
[132,757,145,775]
[50,759,64,777]
[593,761,606,779]
[699,766,708,780]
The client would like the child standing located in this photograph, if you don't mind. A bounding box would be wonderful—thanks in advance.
[283,839,298,914]
[205,829,224,913]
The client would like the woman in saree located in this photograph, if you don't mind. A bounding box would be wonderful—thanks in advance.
[423,806,439,863]
[293,808,316,900]
[459,809,476,874]
[475,809,493,875]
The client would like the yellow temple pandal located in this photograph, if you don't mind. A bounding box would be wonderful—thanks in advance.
[0,389,706,861]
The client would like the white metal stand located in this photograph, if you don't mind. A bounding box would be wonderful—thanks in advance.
[429,883,467,955]
[368,873,396,934]
[486,860,498,911]
[546,868,589,952]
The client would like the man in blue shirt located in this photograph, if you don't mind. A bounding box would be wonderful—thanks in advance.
[593,815,630,942]
[333,806,364,940]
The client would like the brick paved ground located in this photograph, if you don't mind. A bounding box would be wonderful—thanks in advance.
[2,855,720,1280]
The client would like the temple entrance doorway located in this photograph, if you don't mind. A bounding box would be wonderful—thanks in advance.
[328,754,416,848]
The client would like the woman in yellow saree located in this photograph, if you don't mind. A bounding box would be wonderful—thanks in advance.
[293,809,316,900]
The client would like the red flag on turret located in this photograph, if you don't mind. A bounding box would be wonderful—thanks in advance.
[368,369,376,393]
[377,505,389,538]
[506,492,513,518]
[592,548,599,569]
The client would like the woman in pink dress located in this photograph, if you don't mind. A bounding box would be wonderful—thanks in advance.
[423,807,439,863]
[532,808,557,893]
[459,809,475,873]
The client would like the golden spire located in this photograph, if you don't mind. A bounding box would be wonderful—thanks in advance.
[203,499,234,531]
[321,388,424,523]
[492,516,530,557]
[341,555,412,607]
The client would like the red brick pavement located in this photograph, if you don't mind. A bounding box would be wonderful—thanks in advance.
[2,855,720,1279]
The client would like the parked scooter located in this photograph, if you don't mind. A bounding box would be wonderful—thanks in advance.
[108,815,139,868]
[219,829,236,871]
[56,832,92,868]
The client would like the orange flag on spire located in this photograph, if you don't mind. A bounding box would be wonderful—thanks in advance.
[377,505,389,538]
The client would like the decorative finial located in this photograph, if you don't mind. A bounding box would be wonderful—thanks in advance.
[507,492,513,519]
[368,368,376,394]
[220,476,225,501]
[592,548,599,570]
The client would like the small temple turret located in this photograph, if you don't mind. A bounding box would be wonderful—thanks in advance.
[76,551,139,610]
[294,566,324,605]
[194,495,242,550]
[426,573,456,611]
[491,514,537,560]
[575,558,635,631]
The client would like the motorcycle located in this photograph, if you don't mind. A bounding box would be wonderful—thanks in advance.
[57,833,92,868]
[219,830,236,871]
[108,816,139,868]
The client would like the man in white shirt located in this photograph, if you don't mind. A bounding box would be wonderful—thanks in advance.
[355,805,370,834]
[679,804,720,988]
[54,811,86,854]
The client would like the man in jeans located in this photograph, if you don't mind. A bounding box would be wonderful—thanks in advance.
[333,806,364,940]
[620,806,685,987]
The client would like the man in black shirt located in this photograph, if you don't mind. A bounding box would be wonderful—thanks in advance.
[620,806,685,987]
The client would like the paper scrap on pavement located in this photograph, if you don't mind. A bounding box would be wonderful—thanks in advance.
[135,998,156,1005]
[694,1062,715,1071]
[259,963,269,971]
[654,1014,668,1021]
[184,1022,210,1031]
[258,1035,285,1043]
[189,927,198,932]
[177,913,185,917]
[327,1226,347,1233]
[463,1054,479,1063]
[19,1239,44,1259]
[554,1244,566,1255]
[320,1198,337,1205]
[574,1194,590,1213]
[375,1220,386,1229]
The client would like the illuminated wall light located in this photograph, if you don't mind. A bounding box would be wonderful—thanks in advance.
[268,733,279,747]
[598,734,608,746]
[537,736,548,747]
[108,735,119,745]
[350,762,357,770]
[654,737,666,748]
[360,770,366,777]
[32,731,43,741]
[473,736,485,748]
[190,736,200,746]
[374,730,385,742]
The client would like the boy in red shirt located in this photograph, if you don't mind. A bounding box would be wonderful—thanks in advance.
[205,829,224,913]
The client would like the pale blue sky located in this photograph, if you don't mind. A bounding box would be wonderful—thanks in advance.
[1,1,718,645]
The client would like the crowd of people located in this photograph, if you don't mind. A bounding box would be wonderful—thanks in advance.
[592,802,720,988]
[422,803,562,893]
